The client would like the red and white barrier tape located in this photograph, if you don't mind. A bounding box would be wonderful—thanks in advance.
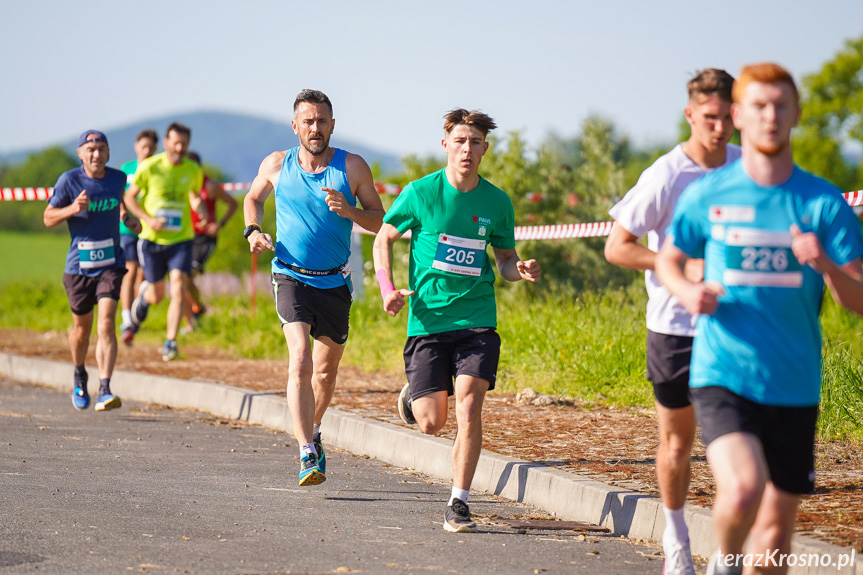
[5,184,863,241]
[0,181,403,199]
[0,187,54,201]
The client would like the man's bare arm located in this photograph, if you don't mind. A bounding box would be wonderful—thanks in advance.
[243,151,284,253]
[323,153,384,233]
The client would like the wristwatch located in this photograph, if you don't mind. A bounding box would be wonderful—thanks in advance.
[243,224,261,239]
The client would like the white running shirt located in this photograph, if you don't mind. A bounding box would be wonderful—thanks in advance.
[608,143,741,336]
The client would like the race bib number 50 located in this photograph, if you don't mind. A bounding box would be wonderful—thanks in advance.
[78,238,116,269]
[432,234,486,277]
[723,227,802,287]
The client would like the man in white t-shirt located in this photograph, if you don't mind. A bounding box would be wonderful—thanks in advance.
[604,69,740,575]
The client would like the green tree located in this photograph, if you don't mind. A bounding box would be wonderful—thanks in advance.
[0,146,77,187]
[479,119,638,293]
[0,147,78,234]
[794,34,863,192]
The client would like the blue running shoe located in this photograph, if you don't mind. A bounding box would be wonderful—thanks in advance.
[95,393,122,412]
[161,339,178,362]
[298,453,326,486]
[314,434,326,475]
[72,386,90,410]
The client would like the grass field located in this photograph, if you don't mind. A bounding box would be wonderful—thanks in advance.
[1,231,862,440]
[0,231,69,286]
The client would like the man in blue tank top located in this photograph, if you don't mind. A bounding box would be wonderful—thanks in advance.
[656,64,863,575]
[243,89,385,486]
[44,130,142,412]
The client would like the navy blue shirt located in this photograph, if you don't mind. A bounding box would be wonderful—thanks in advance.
[48,166,127,276]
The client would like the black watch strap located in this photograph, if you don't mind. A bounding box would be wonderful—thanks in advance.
[243,224,262,239]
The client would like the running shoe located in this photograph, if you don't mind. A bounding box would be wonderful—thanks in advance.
[72,386,90,410]
[161,340,178,362]
[192,305,207,320]
[131,281,150,327]
[662,534,696,575]
[443,498,476,533]
[313,433,326,475]
[95,393,122,412]
[298,453,326,486]
[120,323,137,346]
[397,382,416,425]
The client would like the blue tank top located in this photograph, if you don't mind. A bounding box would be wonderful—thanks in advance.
[271,147,356,289]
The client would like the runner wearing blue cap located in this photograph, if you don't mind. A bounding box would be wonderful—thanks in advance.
[44,130,141,411]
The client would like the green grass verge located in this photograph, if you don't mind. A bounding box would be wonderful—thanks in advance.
[1,228,861,440]
[0,231,69,286]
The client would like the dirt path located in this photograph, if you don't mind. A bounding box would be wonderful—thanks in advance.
[2,327,860,552]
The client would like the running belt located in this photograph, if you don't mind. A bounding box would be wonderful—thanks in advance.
[277,258,347,276]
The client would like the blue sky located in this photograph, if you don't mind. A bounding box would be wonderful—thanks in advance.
[1,0,861,159]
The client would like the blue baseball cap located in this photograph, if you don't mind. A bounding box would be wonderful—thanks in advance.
[77,130,108,148]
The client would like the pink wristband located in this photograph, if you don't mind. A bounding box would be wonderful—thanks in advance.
[376,269,395,298]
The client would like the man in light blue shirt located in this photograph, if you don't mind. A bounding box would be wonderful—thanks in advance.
[657,63,863,575]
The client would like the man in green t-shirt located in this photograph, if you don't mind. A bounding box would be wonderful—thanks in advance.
[124,122,203,361]
[373,109,540,533]
[118,129,157,346]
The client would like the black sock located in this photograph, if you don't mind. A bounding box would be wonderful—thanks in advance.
[99,378,111,396]
[74,365,87,388]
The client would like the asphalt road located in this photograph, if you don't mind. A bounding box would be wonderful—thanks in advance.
[0,377,665,574]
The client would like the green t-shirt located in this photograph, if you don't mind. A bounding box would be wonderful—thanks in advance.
[132,152,203,245]
[119,158,139,236]
[383,169,516,336]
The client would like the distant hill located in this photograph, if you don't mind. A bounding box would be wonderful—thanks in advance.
[0,110,403,182]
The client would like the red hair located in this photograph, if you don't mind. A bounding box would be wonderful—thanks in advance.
[733,63,799,104]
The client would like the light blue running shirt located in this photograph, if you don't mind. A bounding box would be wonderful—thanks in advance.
[271,147,356,290]
[670,161,863,406]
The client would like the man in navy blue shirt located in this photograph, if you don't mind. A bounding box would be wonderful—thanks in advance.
[44,130,141,411]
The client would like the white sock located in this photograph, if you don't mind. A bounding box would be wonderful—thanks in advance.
[448,487,470,506]
[300,442,317,458]
[313,423,321,439]
[663,506,689,542]
[122,310,133,326]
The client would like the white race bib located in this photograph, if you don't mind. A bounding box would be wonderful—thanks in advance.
[154,208,183,232]
[723,227,803,288]
[432,234,486,277]
[78,238,116,269]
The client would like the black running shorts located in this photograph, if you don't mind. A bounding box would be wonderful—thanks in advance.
[646,330,693,409]
[62,267,126,316]
[191,235,217,274]
[692,385,818,494]
[271,273,352,345]
[403,327,501,400]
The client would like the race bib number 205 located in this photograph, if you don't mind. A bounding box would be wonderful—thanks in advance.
[432,234,486,277]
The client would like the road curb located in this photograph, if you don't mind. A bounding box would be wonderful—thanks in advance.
[1,352,859,575]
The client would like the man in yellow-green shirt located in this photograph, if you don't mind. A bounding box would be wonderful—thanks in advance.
[124,122,203,361]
